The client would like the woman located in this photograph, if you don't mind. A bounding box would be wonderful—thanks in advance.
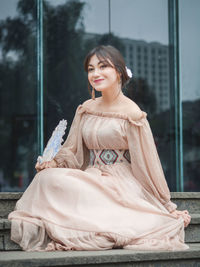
[9,45,191,251]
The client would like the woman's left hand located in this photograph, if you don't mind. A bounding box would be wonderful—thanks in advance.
[170,209,191,228]
[35,159,57,172]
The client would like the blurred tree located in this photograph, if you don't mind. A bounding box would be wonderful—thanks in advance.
[126,77,157,117]
[42,0,87,136]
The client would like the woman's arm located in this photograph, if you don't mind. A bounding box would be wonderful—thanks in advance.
[35,104,89,172]
[53,104,89,169]
[126,112,190,226]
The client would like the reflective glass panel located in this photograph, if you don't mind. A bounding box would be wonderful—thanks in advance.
[111,0,175,190]
[0,0,37,191]
[1,0,193,192]
[43,0,91,141]
[179,0,200,191]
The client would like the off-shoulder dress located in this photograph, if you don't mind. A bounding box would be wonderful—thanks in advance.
[8,103,189,251]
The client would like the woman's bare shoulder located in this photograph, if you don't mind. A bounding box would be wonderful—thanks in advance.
[121,96,143,120]
[82,99,94,108]
[82,96,143,120]
[82,98,102,109]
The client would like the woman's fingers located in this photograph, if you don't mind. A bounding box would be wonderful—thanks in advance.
[179,213,191,228]
[35,162,41,172]
[178,210,189,215]
[35,162,40,169]
[41,162,50,169]
[184,217,191,227]
[35,160,56,172]
[35,162,49,172]
[171,209,191,228]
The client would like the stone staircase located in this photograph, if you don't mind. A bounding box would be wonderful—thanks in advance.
[0,192,200,266]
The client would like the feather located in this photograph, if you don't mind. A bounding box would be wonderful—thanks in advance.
[37,119,67,164]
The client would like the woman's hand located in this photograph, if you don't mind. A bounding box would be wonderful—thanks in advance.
[170,209,191,227]
[35,159,57,172]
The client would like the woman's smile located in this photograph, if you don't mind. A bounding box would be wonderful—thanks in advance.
[94,78,104,83]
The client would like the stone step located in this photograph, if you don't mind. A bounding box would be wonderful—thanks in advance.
[1,192,200,219]
[171,192,200,214]
[0,193,22,219]
[1,214,200,251]
[0,243,200,267]
[185,213,200,243]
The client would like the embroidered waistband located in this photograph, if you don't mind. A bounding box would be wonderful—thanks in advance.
[89,149,131,167]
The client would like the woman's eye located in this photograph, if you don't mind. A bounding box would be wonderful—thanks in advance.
[88,68,93,72]
[100,64,107,69]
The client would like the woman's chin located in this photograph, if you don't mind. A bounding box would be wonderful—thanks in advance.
[94,87,108,93]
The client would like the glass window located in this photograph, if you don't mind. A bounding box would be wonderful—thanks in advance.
[43,0,91,143]
[111,0,174,189]
[1,0,198,193]
[179,0,200,191]
[0,0,37,191]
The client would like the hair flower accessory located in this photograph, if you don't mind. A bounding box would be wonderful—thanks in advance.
[126,66,133,78]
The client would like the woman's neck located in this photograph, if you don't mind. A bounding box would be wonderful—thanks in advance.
[101,87,123,106]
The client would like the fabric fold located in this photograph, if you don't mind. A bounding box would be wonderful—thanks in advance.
[126,117,177,213]
[54,105,89,170]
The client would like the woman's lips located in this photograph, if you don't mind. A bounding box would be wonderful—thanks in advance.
[94,79,104,83]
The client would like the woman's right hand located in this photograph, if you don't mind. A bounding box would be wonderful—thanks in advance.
[35,159,57,172]
[170,209,191,228]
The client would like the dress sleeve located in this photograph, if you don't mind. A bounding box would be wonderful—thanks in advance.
[54,105,89,170]
[126,113,177,213]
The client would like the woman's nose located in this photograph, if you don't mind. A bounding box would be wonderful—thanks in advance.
[93,68,100,77]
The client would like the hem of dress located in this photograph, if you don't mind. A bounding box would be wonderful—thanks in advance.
[9,217,189,252]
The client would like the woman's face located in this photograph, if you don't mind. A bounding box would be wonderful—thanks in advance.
[87,54,120,92]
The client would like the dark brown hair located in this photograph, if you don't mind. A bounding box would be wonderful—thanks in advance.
[84,45,130,88]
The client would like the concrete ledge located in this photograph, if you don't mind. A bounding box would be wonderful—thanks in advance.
[1,192,200,200]
[0,243,200,267]
[0,219,12,229]
[190,213,200,224]
[0,193,23,200]
[171,192,200,199]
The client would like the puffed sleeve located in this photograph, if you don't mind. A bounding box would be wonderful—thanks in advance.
[54,105,89,170]
[126,112,177,213]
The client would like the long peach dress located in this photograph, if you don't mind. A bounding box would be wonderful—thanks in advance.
[8,104,189,251]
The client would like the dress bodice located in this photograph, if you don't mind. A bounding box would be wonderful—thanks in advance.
[82,113,128,150]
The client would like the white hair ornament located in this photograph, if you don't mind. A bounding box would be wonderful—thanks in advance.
[126,66,133,78]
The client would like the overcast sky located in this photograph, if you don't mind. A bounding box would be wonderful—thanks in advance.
[0,0,199,101]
